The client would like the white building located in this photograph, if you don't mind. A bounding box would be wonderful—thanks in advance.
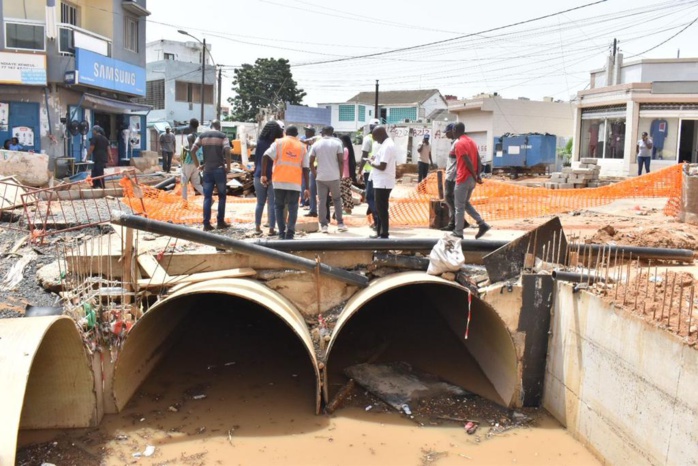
[320,89,448,133]
[448,95,575,164]
[574,55,698,176]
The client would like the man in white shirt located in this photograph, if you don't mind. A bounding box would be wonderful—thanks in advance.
[369,126,397,239]
[359,118,381,228]
[309,126,348,233]
[416,134,433,183]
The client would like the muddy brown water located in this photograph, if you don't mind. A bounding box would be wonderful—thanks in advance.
[18,295,599,465]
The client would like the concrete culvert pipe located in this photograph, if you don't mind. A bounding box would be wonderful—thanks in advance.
[112,279,322,414]
[325,272,519,408]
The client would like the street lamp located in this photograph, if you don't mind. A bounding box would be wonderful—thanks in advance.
[178,29,208,125]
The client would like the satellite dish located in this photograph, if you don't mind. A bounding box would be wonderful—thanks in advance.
[78,120,90,136]
[68,120,80,136]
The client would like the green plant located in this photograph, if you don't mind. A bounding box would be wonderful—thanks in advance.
[558,138,573,165]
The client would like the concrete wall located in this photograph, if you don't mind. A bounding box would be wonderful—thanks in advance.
[146,60,215,123]
[146,39,212,64]
[544,283,698,465]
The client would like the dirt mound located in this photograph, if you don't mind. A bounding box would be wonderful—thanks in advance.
[589,224,698,251]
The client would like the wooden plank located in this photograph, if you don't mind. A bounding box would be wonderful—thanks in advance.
[137,267,256,289]
[137,253,170,286]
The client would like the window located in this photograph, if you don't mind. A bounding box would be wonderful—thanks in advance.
[175,81,214,104]
[61,2,80,26]
[5,22,45,51]
[135,79,165,109]
[59,27,74,54]
[164,52,175,61]
[387,107,417,123]
[579,118,625,159]
[124,16,139,52]
[358,105,366,122]
[338,105,355,122]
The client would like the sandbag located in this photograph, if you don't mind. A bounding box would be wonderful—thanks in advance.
[427,234,464,275]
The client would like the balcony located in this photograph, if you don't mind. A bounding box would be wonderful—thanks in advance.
[58,23,111,57]
[121,0,151,17]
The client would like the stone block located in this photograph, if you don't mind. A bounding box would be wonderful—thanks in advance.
[580,157,598,165]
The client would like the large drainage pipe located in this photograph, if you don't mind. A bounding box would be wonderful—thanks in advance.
[111,212,368,287]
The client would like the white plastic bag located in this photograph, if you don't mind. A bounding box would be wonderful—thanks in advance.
[427,234,465,275]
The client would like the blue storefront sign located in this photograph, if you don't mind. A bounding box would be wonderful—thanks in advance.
[75,48,145,96]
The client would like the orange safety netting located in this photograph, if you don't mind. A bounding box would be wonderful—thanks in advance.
[119,164,683,226]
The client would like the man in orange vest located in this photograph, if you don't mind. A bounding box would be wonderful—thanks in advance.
[261,126,310,240]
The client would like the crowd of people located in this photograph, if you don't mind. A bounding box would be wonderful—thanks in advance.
[177,117,491,241]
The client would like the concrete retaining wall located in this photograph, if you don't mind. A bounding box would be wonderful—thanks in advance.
[544,283,698,465]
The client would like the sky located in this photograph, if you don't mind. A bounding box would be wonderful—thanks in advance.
[144,0,698,107]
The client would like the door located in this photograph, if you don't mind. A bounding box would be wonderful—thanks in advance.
[678,119,696,164]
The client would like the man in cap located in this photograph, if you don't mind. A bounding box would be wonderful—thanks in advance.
[451,122,490,240]
[87,125,109,189]
[190,119,231,231]
[441,123,468,231]
[417,133,433,183]
[309,126,347,233]
[159,126,176,173]
[369,126,397,239]
[262,126,310,240]
[359,118,381,228]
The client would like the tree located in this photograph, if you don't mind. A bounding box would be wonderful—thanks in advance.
[228,58,306,122]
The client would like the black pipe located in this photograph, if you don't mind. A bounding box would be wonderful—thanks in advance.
[154,176,177,190]
[251,238,508,252]
[552,270,612,284]
[110,212,369,288]
[575,243,694,262]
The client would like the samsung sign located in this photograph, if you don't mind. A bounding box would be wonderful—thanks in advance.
[75,48,146,96]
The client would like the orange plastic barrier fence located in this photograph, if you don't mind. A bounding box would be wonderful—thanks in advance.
[120,164,683,227]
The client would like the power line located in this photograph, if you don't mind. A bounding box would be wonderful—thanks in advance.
[626,15,698,57]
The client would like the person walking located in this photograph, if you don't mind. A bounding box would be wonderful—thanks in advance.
[87,125,109,189]
[300,126,316,210]
[637,131,653,176]
[190,119,231,231]
[359,118,381,229]
[253,120,284,236]
[440,123,469,231]
[261,126,310,240]
[181,118,204,200]
[340,135,357,215]
[159,127,176,173]
[417,133,433,183]
[309,126,347,233]
[451,122,490,240]
[369,126,397,239]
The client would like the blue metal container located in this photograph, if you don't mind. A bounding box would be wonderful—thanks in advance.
[493,134,557,169]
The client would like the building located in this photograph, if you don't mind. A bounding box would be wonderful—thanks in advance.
[0,0,150,164]
[574,54,698,176]
[283,103,331,131]
[320,89,448,133]
[448,94,575,164]
[141,39,216,128]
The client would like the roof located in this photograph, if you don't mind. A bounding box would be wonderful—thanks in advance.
[346,89,443,106]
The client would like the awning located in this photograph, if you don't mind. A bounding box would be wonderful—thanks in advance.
[121,1,151,16]
[82,93,151,114]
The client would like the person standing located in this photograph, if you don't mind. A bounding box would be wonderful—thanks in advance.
[369,126,397,239]
[190,119,231,231]
[181,118,204,200]
[417,134,433,183]
[87,125,109,189]
[309,126,347,233]
[636,131,653,176]
[261,126,309,240]
[359,118,381,229]
[300,126,316,211]
[159,127,176,173]
[340,135,357,215]
[253,120,284,236]
[451,122,490,240]
[440,123,469,231]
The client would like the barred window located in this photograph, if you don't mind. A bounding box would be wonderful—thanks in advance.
[134,79,165,109]
[338,105,355,122]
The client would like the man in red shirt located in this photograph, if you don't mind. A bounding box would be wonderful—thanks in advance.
[451,122,490,239]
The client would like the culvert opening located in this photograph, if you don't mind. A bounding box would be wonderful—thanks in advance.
[113,291,324,435]
[326,281,518,407]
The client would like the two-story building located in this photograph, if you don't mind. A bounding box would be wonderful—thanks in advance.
[574,54,698,176]
[0,0,149,164]
[320,89,448,133]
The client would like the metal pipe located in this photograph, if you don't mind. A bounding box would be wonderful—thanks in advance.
[154,176,177,190]
[575,243,693,262]
[251,238,508,252]
[552,270,613,284]
[110,212,369,287]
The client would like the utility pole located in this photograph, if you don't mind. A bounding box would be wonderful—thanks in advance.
[217,65,222,121]
[200,37,206,125]
[374,80,379,123]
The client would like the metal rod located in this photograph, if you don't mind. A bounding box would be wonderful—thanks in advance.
[668,272,677,326]
[661,268,669,321]
[687,285,694,337]
[634,259,640,310]
[111,211,369,287]
[678,281,685,334]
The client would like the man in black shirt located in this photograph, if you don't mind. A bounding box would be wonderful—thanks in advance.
[88,125,109,189]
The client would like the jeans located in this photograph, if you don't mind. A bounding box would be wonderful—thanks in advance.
[374,187,392,238]
[162,151,173,172]
[202,167,227,226]
[418,161,430,183]
[181,163,203,200]
[317,179,343,227]
[454,177,484,237]
[363,172,376,219]
[254,177,275,229]
[638,156,651,175]
[274,189,300,239]
[444,179,455,225]
[91,164,105,189]
[308,172,318,214]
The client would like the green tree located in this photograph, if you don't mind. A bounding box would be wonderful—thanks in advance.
[228,58,306,122]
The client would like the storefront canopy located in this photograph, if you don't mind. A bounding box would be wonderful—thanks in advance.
[82,93,151,114]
